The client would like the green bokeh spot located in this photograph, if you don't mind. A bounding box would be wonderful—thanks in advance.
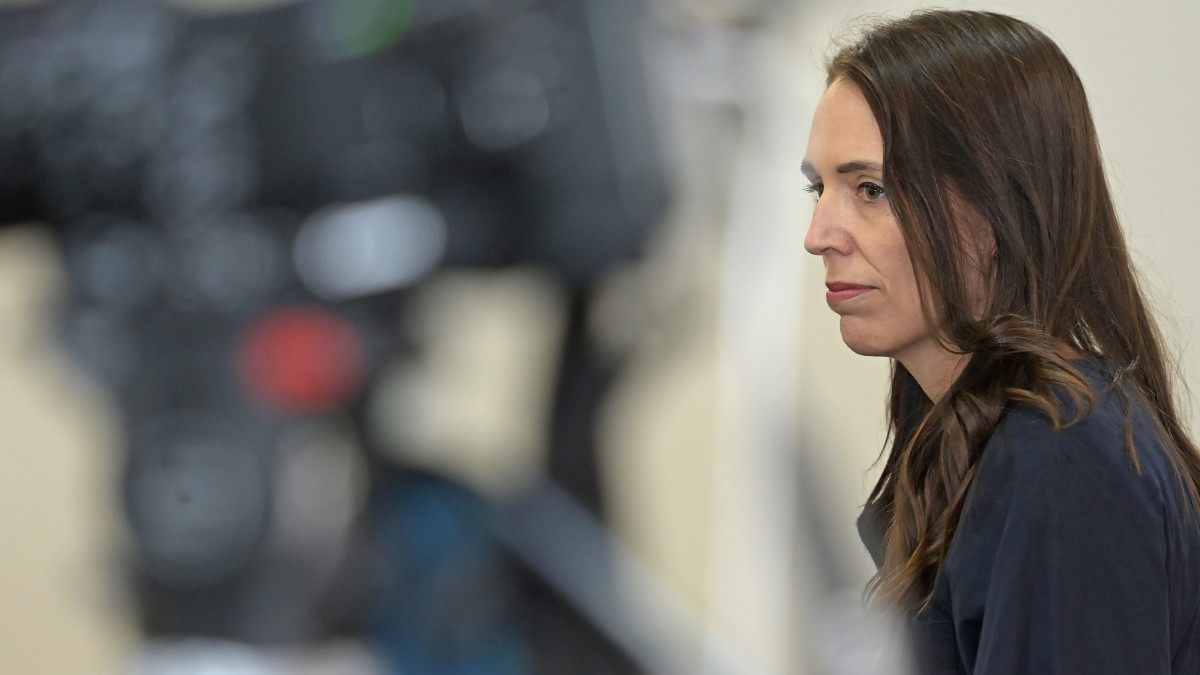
[331,0,417,58]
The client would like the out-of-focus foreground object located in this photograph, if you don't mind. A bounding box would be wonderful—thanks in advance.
[0,0,676,672]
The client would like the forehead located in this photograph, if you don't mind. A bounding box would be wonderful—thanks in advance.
[805,79,883,169]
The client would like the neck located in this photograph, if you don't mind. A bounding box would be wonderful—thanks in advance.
[900,337,1085,403]
[899,343,971,403]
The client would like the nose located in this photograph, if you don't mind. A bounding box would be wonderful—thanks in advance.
[804,194,849,257]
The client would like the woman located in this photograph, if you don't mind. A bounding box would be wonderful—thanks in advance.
[802,10,1200,674]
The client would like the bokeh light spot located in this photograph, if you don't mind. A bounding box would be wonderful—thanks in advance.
[236,306,368,414]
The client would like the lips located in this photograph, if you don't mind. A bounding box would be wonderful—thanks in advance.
[825,281,875,303]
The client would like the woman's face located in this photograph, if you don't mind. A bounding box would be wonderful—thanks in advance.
[802,80,940,370]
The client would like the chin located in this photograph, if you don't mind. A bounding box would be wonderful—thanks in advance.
[839,334,891,358]
[844,341,892,358]
[838,322,898,359]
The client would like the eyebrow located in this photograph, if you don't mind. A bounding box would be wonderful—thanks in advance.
[836,160,883,175]
[801,159,884,177]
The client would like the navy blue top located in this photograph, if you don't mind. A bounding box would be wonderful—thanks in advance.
[862,361,1200,674]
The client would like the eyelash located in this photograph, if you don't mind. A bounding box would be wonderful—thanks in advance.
[803,181,887,202]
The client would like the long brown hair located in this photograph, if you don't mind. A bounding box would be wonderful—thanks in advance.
[827,10,1200,610]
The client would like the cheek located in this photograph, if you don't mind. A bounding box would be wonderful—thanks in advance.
[878,229,923,310]
[889,257,924,312]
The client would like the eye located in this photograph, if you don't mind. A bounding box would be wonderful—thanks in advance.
[859,182,886,201]
[804,182,824,200]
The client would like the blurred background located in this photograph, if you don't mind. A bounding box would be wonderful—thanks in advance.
[0,0,1197,673]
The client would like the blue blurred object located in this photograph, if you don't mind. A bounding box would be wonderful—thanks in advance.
[369,471,531,675]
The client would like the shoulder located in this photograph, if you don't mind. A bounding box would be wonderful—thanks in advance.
[942,365,1177,596]
[970,361,1174,525]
